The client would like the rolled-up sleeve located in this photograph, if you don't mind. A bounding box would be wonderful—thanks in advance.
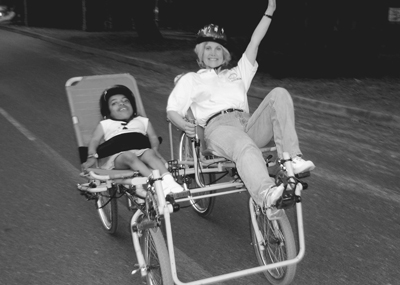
[237,53,258,92]
[166,73,195,117]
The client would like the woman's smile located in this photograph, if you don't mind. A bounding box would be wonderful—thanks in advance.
[203,42,224,68]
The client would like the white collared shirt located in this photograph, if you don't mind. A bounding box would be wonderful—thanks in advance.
[167,53,258,126]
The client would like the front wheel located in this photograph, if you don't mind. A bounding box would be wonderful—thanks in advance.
[249,199,297,285]
[96,185,118,234]
[140,224,173,285]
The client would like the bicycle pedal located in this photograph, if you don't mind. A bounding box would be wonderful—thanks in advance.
[131,264,140,275]
[276,189,298,209]
[169,190,190,199]
[295,171,310,178]
[134,220,158,231]
[299,180,308,190]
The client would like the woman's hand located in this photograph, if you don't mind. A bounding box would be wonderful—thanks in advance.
[268,0,276,12]
[184,121,197,138]
[81,157,97,173]
[167,110,197,137]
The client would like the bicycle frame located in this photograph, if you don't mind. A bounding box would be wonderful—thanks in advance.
[163,152,305,284]
[162,206,305,285]
[86,170,174,279]
[84,150,306,284]
[127,151,306,284]
[67,73,306,284]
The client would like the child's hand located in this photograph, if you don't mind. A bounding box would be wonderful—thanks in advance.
[81,157,97,173]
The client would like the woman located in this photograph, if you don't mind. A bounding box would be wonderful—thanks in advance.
[167,0,314,210]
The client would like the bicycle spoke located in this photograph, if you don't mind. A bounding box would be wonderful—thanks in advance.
[250,198,296,284]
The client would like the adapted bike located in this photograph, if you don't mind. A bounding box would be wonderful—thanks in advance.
[66,73,310,285]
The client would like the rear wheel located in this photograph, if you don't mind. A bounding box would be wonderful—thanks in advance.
[186,173,216,217]
[140,223,173,285]
[179,132,216,217]
[250,198,296,285]
[96,185,118,234]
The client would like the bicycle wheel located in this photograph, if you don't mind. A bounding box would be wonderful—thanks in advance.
[96,185,118,234]
[179,132,216,217]
[186,173,216,217]
[140,223,173,285]
[250,199,296,285]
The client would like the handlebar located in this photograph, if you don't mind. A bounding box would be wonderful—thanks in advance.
[83,169,148,186]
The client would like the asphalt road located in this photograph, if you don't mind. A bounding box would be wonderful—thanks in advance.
[0,28,399,285]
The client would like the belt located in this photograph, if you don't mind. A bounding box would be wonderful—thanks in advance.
[205,108,243,126]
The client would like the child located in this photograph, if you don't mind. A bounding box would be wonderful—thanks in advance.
[82,84,183,196]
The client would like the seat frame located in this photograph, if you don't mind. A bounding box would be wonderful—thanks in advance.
[65,73,152,165]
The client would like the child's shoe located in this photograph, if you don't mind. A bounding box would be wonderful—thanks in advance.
[161,173,184,196]
[291,156,315,174]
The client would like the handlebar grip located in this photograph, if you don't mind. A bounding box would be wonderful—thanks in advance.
[87,169,139,180]
[89,171,110,180]
[108,171,139,179]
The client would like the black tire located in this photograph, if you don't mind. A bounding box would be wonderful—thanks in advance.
[187,173,216,217]
[250,199,297,285]
[96,186,118,234]
[179,132,216,217]
[140,224,174,285]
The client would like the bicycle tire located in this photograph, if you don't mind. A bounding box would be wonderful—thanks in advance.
[179,132,216,217]
[187,173,216,217]
[249,198,296,285]
[140,224,173,285]
[96,186,118,234]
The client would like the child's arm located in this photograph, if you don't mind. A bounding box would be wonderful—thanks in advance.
[147,122,167,165]
[82,123,105,172]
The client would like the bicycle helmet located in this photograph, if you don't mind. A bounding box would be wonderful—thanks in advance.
[196,24,228,47]
[100,84,137,119]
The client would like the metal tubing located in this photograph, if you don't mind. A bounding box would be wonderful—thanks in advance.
[169,122,174,161]
[130,210,147,277]
[175,189,246,203]
[160,151,306,284]
[163,200,306,285]
[132,151,306,284]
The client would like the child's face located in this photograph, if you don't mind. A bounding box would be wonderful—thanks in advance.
[108,94,133,120]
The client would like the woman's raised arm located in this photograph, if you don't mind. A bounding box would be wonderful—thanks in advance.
[245,0,276,65]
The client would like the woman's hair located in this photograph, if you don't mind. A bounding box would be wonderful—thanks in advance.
[194,42,231,69]
[99,84,137,119]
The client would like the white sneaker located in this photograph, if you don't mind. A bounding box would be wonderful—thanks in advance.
[291,156,315,174]
[161,173,184,196]
[262,184,285,209]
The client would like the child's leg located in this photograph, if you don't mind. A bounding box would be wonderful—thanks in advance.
[141,149,183,195]
[140,149,168,174]
[114,152,152,176]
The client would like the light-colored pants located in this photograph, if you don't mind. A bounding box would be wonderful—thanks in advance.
[204,87,301,206]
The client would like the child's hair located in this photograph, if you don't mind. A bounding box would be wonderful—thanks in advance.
[99,85,137,118]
